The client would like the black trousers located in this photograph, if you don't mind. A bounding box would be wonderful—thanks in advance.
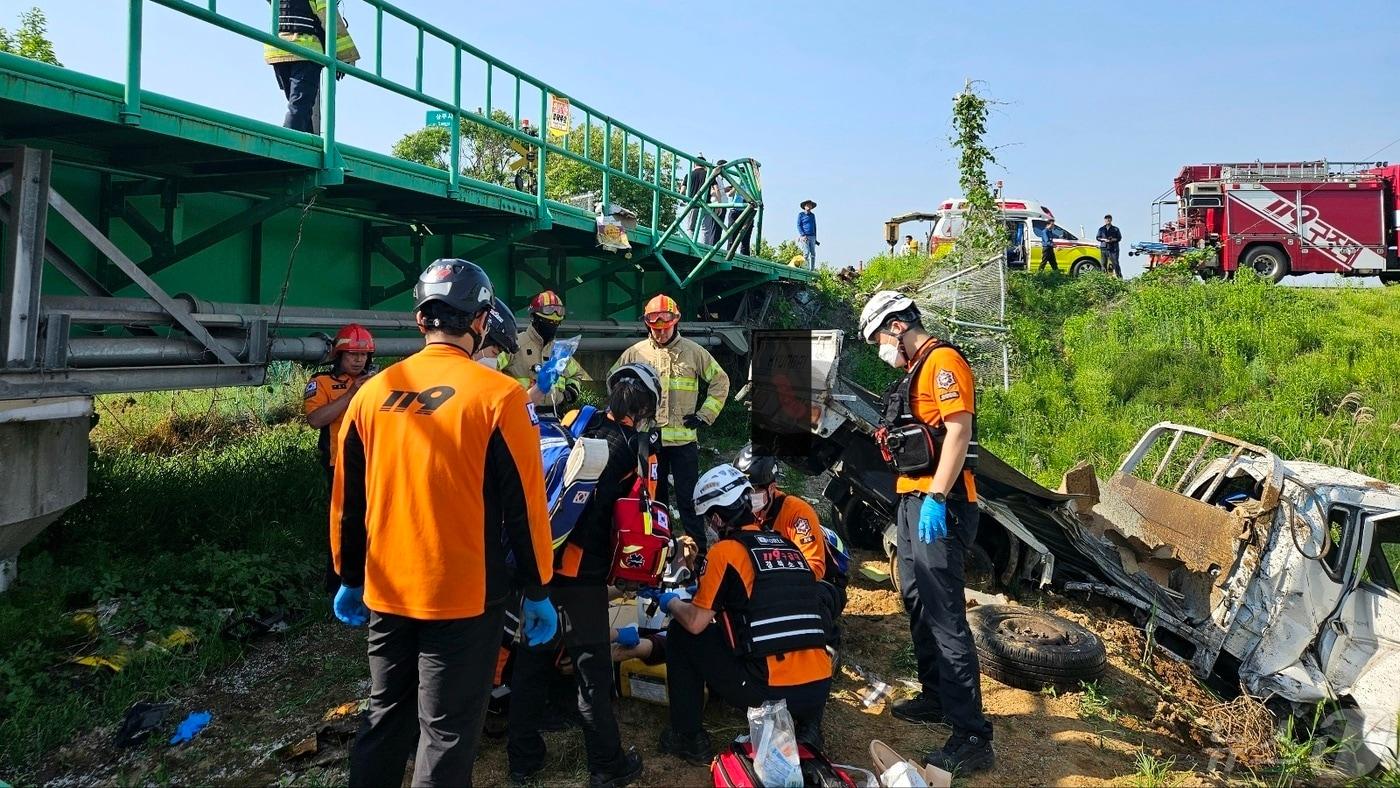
[727,209,753,255]
[322,462,341,593]
[656,442,703,546]
[665,621,830,746]
[507,584,625,775]
[349,606,504,787]
[273,60,321,132]
[895,493,993,740]
[1038,247,1059,272]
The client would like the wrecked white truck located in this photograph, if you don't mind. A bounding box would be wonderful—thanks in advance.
[746,329,1400,772]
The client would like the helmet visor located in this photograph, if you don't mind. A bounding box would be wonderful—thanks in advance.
[644,311,679,329]
[533,303,566,320]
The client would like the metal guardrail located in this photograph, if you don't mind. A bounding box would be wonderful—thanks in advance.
[118,0,767,287]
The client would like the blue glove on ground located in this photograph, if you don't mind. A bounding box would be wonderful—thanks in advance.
[615,625,641,648]
[168,710,212,745]
[521,595,559,646]
[333,584,368,627]
[919,495,948,544]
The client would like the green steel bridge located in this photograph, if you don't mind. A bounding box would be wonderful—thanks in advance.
[0,0,809,400]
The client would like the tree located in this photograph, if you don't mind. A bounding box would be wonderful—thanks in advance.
[0,7,61,66]
[389,109,519,187]
[757,238,801,266]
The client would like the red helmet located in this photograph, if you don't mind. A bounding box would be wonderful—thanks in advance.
[643,294,680,329]
[332,324,375,357]
[529,290,566,322]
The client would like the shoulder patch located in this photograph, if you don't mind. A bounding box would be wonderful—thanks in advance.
[939,391,961,401]
[526,402,540,426]
[935,369,957,389]
[303,379,319,398]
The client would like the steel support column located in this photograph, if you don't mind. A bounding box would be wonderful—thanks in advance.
[0,148,52,369]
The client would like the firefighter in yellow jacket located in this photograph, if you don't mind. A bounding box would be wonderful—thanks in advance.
[264,0,359,133]
[502,290,590,413]
[612,294,729,547]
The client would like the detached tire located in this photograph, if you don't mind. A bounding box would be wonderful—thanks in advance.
[968,605,1106,691]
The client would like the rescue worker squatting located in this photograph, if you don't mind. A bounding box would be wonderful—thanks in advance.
[329,258,559,787]
[860,290,996,775]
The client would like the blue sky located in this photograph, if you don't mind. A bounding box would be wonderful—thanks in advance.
[24,0,1400,277]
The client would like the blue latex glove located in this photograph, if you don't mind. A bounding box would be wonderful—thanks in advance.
[521,595,558,646]
[655,591,682,611]
[168,711,212,745]
[535,363,559,394]
[333,584,368,627]
[615,625,641,648]
[918,495,948,544]
[637,586,682,610]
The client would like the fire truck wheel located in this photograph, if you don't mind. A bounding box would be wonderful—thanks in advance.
[968,604,1107,692]
[1242,245,1290,283]
[1070,258,1102,277]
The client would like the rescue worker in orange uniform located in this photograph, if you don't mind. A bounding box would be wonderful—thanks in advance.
[305,323,376,591]
[649,464,832,764]
[736,444,850,646]
[858,291,993,774]
[330,259,559,787]
[613,295,730,547]
[507,363,663,788]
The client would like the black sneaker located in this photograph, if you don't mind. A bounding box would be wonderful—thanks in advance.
[657,727,713,766]
[589,748,644,788]
[508,764,545,786]
[891,693,946,723]
[926,733,995,774]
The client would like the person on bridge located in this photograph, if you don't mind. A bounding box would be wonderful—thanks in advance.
[503,290,589,414]
[304,323,376,591]
[648,464,833,764]
[506,363,662,788]
[798,200,818,270]
[735,444,849,649]
[858,290,994,775]
[330,258,558,787]
[726,181,753,256]
[685,155,708,234]
[612,295,729,549]
[1097,214,1123,278]
[264,0,360,133]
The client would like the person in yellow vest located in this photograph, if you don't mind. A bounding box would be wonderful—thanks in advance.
[264,0,359,133]
[904,235,920,256]
[611,294,729,548]
[502,290,589,413]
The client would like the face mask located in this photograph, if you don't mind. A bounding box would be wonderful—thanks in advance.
[532,317,559,342]
[750,489,769,514]
[476,354,498,370]
[878,340,904,368]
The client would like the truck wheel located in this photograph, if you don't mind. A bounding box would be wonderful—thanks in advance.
[840,496,889,551]
[1242,246,1290,283]
[1070,258,1102,277]
[968,605,1107,691]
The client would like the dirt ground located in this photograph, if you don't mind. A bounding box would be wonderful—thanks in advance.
[28,548,1262,787]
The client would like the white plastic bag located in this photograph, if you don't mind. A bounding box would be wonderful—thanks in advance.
[748,699,802,787]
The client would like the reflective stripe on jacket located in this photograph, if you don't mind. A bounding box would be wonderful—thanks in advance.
[502,323,589,392]
[612,332,729,446]
[265,0,360,65]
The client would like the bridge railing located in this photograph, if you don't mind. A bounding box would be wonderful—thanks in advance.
[119,0,766,284]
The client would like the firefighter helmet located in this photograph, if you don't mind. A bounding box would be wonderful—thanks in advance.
[529,290,566,322]
[484,297,520,354]
[858,290,917,343]
[331,324,375,357]
[413,258,494,318]
[693,463,753,516]
[608,362,661,406]
[735,443,778,487]
[643,294,680,329]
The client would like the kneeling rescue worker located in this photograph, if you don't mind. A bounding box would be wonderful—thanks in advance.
[507,363,663,788]
[613,294,729,549]
[330,259,559,787]
[736,444,849,644]
[859,290,994,774]
[650,464,832,765]
[304,323,376,591]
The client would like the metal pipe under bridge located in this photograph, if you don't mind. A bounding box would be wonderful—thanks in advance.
[0,0,812,588]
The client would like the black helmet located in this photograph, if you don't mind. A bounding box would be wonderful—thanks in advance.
[484,297,520,354]
[735,443,778,487]
[413,259,494,317]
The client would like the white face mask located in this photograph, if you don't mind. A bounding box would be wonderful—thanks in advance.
[878,340,904,368]
[750,489,769,514]
[476,355,498,370]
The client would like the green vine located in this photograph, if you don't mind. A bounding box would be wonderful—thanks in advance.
[950,82,1006,263]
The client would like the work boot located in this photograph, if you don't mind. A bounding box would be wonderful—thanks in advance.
[891,693,946,724]
[589,748,644,788]
[508,763,545,786]
[926,733,995,775]
[658,727,713,766]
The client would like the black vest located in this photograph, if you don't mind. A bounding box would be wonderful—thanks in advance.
[722,529,830,660]
[879,339,980,473]
[277,0,325,41]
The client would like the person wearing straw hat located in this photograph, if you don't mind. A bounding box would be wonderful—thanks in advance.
[797,200,818,270]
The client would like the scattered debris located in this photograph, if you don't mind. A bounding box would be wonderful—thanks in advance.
[71,627,197,672]
[168,711,212,745]
[112,701,174,748]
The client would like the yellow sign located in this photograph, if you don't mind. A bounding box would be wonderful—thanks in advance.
[548,94,571,138]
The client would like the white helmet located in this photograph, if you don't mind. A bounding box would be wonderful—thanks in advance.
[858,290,916,344]
[693,463,753,516]
[608,362,662,405]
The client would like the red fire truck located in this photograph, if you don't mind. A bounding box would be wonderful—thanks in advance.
[1137,161,1400,284]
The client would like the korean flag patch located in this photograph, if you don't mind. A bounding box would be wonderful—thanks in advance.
[303,379,318,399]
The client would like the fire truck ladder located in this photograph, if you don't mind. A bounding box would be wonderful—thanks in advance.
[1216,161,1386,182]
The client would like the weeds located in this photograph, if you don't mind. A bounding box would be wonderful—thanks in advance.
[1077,680,1119,723]
[1131,749,1177,787]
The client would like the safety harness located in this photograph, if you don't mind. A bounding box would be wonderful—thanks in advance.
[876,339,980,476]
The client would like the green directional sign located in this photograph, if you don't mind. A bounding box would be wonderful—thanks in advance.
[425,110,454,128]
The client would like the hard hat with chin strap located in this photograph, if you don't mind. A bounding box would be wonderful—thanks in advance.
[693,463,752,517]
[483,297,520,354]
[858,290,917,343]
